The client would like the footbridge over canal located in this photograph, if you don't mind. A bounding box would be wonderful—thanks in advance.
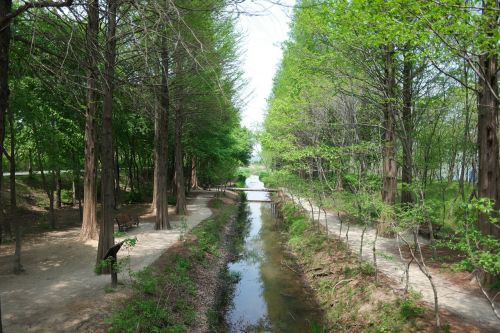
[225,187,280,203]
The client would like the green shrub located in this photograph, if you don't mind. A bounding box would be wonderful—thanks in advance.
[450,259,474,272]
[398,298,425,320]
[130,267,159,294]
[168,195,177,205]
[208,199,224,209]
[61,189,73,203]
[108,298,172,333]
[127,190,144,203]
[235,173,247,188]
[359,262,376,276]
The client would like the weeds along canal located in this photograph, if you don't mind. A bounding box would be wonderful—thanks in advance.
[224,175,323,332]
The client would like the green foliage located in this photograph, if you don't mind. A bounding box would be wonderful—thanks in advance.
[193,218,221,256]
[278,199,430,332]
[359,262,376,276]
[60,189,73,203]
[109,255,194,332]
[108,298,173,333]
[109,198,239,332]
[131,267,159,295]
[448,198,500,276]
[398,297,425,320]
[208,199,224,209]
[126,191,144,204]
[234,172,247,188]
[238,191,247,202]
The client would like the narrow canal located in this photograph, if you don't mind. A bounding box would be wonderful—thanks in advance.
[224,175,323,332]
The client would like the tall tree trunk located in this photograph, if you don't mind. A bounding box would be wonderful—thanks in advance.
[174,102,186,215]
[96,0,117,272]
[37,153,56,229]
[174,55,186,215]
[126,147,134,192]
[477,47,499,237]
[28,149,33,178]
[114,145,120,208]
[447,147,457,184]
[56,169,62,208]
[80,0,99,241]
[382,44,397,205]
[72,177,77,206]
[459,62,470,200]
[154,37,170,230]
[0,0,12,246]
[152,142,157,211]
[191,157,199,190]
[401,57,414,205]
[130,142,140,193]
[9,100,21,274]
[48,172,56,229]
[8,106,15,209]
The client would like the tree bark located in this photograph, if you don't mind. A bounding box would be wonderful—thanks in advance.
[28,149,33,178]
[0,1,12,242]
[401,57,414,205]
[174,55,186,215]
[459,62,470,200]
[72,177,76,206]
[114,145,120,209]
[56,169,62,208]
[126,147,134,193]
[48,176,55,228]
[96,0,117,272]
[191,157,199,190]
[12,108,21,274]
[154,38,170,230]
[80,0,99,241]
[174,102,186,215]
[382,44,397,205]
[37,152,56,229]
[477,48,499,237]
[8,106,15,210]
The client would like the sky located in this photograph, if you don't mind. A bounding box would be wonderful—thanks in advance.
[235,1,295,130]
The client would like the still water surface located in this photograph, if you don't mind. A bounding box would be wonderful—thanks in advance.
[225,175,322,332]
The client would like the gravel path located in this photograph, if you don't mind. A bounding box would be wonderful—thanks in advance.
[0,192,213,333]
[290,194,500,331]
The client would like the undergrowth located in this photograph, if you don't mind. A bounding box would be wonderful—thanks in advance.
[279,202,432,332]
[107,202,239,333]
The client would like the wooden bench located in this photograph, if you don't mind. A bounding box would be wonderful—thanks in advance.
[115,213,140,231]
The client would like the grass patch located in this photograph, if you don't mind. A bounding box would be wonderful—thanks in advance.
[107,202,239,332]
[278,201,436,332]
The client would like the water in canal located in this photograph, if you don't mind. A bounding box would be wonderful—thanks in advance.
[225,175,323,332]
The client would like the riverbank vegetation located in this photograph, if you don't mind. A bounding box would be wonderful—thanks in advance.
[107,196,247,332]
[0,0,252,273]
[277,200,489,332]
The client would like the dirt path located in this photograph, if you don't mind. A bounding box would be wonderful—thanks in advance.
[0,192,213,333]
[290,193,500,331]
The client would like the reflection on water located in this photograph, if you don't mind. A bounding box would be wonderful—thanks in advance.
[225,175,322,333]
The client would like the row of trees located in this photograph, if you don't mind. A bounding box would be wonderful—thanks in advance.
[261,0,499,320]
[263,0,499,237]
[0,0,252,271]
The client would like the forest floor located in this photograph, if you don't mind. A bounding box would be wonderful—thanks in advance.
[288,193,500,332]
[0,191,213,333]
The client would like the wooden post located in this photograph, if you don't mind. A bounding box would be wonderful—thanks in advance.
[110,254,117,288]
